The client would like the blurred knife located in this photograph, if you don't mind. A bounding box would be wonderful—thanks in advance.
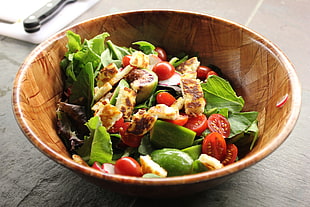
[23,0,77,33]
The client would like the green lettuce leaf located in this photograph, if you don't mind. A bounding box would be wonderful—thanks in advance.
[77,116,113,165]
[228,111,258,138]
[132,41,156,55]
[202,75,244,113]
[66,30,82,54]
[69,62,94,117]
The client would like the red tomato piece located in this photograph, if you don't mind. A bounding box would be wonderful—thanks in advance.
[152,61,175,81]
[206,71,218,79]
[114,157,143,177]
[197,65,212,80]
[184,114,208,136]
[155,47,167,61]
[202,132,227,161]
[119,122,143,148]
[221,143,238,165]
[164,114,189,126]
[207,114,230,138]
[122,55,132,67]
[108,117,125,133]
[156,92,176,106]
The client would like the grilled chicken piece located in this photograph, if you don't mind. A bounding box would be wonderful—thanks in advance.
[148,104,179,120]
[140,155,167,177]
[180,75,206,115]
[94,65,135,101]
[115,87,136,120]
[92,100,123,130]
[130,51,150,69]
[176,57,200,74]
[198,154,223,170]
[94,83,113,101]
[170,97,184,111]
[96,63,119,87]
[127,109,157,136]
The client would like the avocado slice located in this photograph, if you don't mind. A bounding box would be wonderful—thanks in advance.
[126,69,158,104]
[110,79,129,105]
[181,145,202,160]
[150,120,196,149]
[151,148,194,176]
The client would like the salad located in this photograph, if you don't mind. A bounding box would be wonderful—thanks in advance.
[56,31,259,177]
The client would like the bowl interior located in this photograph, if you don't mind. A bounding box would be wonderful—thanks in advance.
[13,10,301,190]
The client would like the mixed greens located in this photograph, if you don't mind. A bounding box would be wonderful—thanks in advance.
[56,31,259,177]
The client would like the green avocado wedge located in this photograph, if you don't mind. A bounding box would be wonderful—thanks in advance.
[151,148,194,176]
[181,145,202,160]
[150,120,196,149]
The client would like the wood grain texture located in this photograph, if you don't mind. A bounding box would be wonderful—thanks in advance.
[12,10,301,197]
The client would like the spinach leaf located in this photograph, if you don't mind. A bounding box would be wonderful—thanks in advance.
[132,41,157,55]
[106,40,131,60]
[201,75,244,113]
[247,120,259,150]
[228,111,258,138]
[169,55,189,67]
[69,62,94,117]
[138,135,154,155]
[101,40,132,68]
[77,116,113,165]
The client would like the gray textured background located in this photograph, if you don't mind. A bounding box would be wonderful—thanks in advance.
[1,0,309,206]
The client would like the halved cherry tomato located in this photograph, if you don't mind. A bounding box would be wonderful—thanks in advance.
[206,71,218,79]
[156,92,176,106]
[164,114,189,126]
[207,114,230,138]
[119,122,143,147]
[114,157,143,177]
[122,55,132,67]
[108,117,125,133]
[221,143,238,165]
[155,47,167,61]
[184,114,208,136]
[152,61,175,81]
[197,65,212,80]
[202,132,227,161]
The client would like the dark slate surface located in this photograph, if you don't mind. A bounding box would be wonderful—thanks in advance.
[1,0,309,206]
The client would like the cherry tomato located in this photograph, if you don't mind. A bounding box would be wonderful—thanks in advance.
[164,114,189,126]
[206,71,218,79]
[197,65,212,80]
[108,117,125,133]
[155,47,167,61]
[156,92,176,106]
[119,122,143,147]
[114,157,143,177]
[221,143,238,165]
[122,55,132,67]
[207,114,230,138]
[202,132,227,161]
[152,61,175,81]
[184,114,208,136]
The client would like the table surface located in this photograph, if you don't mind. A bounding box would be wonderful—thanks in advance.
[1,0,309,206]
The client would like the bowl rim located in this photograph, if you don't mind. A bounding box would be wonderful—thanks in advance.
[12,9,302,186]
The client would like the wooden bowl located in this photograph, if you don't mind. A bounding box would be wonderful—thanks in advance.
[12,10,301,197]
